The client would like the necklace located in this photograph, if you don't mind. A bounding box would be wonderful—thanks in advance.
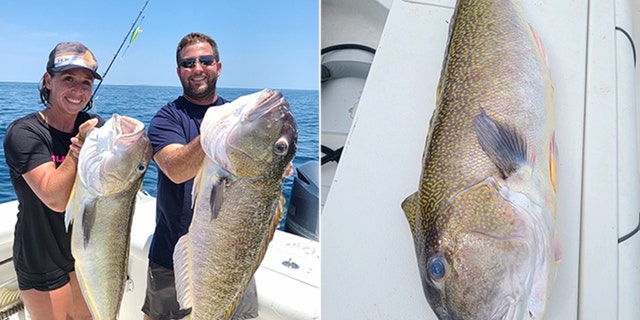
[38,111,47,123]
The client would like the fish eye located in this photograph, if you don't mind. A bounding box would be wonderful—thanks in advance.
[137,163,147,172]
[273,139,289,156]
[428,256,447,281]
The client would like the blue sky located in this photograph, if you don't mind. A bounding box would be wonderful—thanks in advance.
[0,0,319,90]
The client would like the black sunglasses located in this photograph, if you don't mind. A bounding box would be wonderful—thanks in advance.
[179,55,216,68]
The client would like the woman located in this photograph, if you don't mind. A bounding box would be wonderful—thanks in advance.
[3,41,105,319]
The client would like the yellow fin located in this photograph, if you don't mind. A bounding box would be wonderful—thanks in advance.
[549,132,558,193]
[402,192,420,230]
[529,23,551,72]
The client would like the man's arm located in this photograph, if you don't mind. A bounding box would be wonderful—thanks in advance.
[154,135,205,184]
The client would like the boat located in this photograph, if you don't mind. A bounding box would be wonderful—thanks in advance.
[0,189,320,319]
[321,0,640,319]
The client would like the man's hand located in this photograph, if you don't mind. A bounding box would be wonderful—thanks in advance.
[283,162,294,178]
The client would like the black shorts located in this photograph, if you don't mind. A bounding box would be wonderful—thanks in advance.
[142,260,259,320]
[16,267,70,291]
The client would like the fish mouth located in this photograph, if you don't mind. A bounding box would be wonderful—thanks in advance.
[244,89,287,122]
[245,89,298,144]
[217,89,297,175]
[95,115,149,190]
[433,295,522,320]
[112,114,145,143]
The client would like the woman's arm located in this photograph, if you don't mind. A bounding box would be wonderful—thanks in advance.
[22,118,98,212]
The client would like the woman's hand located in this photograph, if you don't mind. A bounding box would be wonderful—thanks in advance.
[69,118,98,160]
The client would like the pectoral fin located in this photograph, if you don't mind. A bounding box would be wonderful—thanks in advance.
[473,109,531,178]
[209,177,227,221]
[268,195,286,243]
[81,198,98,249]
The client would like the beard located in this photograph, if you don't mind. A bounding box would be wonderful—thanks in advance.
[182,75,218,102]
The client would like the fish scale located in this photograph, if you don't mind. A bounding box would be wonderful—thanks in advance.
[402,0,557,319]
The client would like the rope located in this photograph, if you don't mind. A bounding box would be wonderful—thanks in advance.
[0,287,23,319]
[321,145,343,165]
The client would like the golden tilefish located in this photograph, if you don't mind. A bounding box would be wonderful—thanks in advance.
[402,0,561,318]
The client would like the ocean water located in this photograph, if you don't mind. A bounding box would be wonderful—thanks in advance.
[0,82,318,223]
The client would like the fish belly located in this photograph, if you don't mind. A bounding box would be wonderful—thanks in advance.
[71,190,137,320]
[174,160,282,320]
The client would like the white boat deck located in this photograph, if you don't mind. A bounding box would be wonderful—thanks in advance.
[321,0,640,319]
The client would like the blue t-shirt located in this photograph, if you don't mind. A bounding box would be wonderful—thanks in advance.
[147,95,228,269]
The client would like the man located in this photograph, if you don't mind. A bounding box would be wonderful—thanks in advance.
[142,32,258,320]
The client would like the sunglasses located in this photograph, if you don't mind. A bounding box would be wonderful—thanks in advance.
[179,55,216,68]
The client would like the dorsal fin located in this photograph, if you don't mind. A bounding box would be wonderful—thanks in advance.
[401,192,420,231]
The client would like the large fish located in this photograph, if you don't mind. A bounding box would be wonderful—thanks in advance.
[173,89,297,320]
[401,0,560,319]
[66,114,152,319]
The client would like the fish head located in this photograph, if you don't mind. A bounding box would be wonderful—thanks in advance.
[202,89,297,178]
[417,180,540,320]
[78,114,152,195]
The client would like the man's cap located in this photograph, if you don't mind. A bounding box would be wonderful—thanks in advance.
[46,42,102,80]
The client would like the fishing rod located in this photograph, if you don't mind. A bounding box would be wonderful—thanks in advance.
[91,0,150,101]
